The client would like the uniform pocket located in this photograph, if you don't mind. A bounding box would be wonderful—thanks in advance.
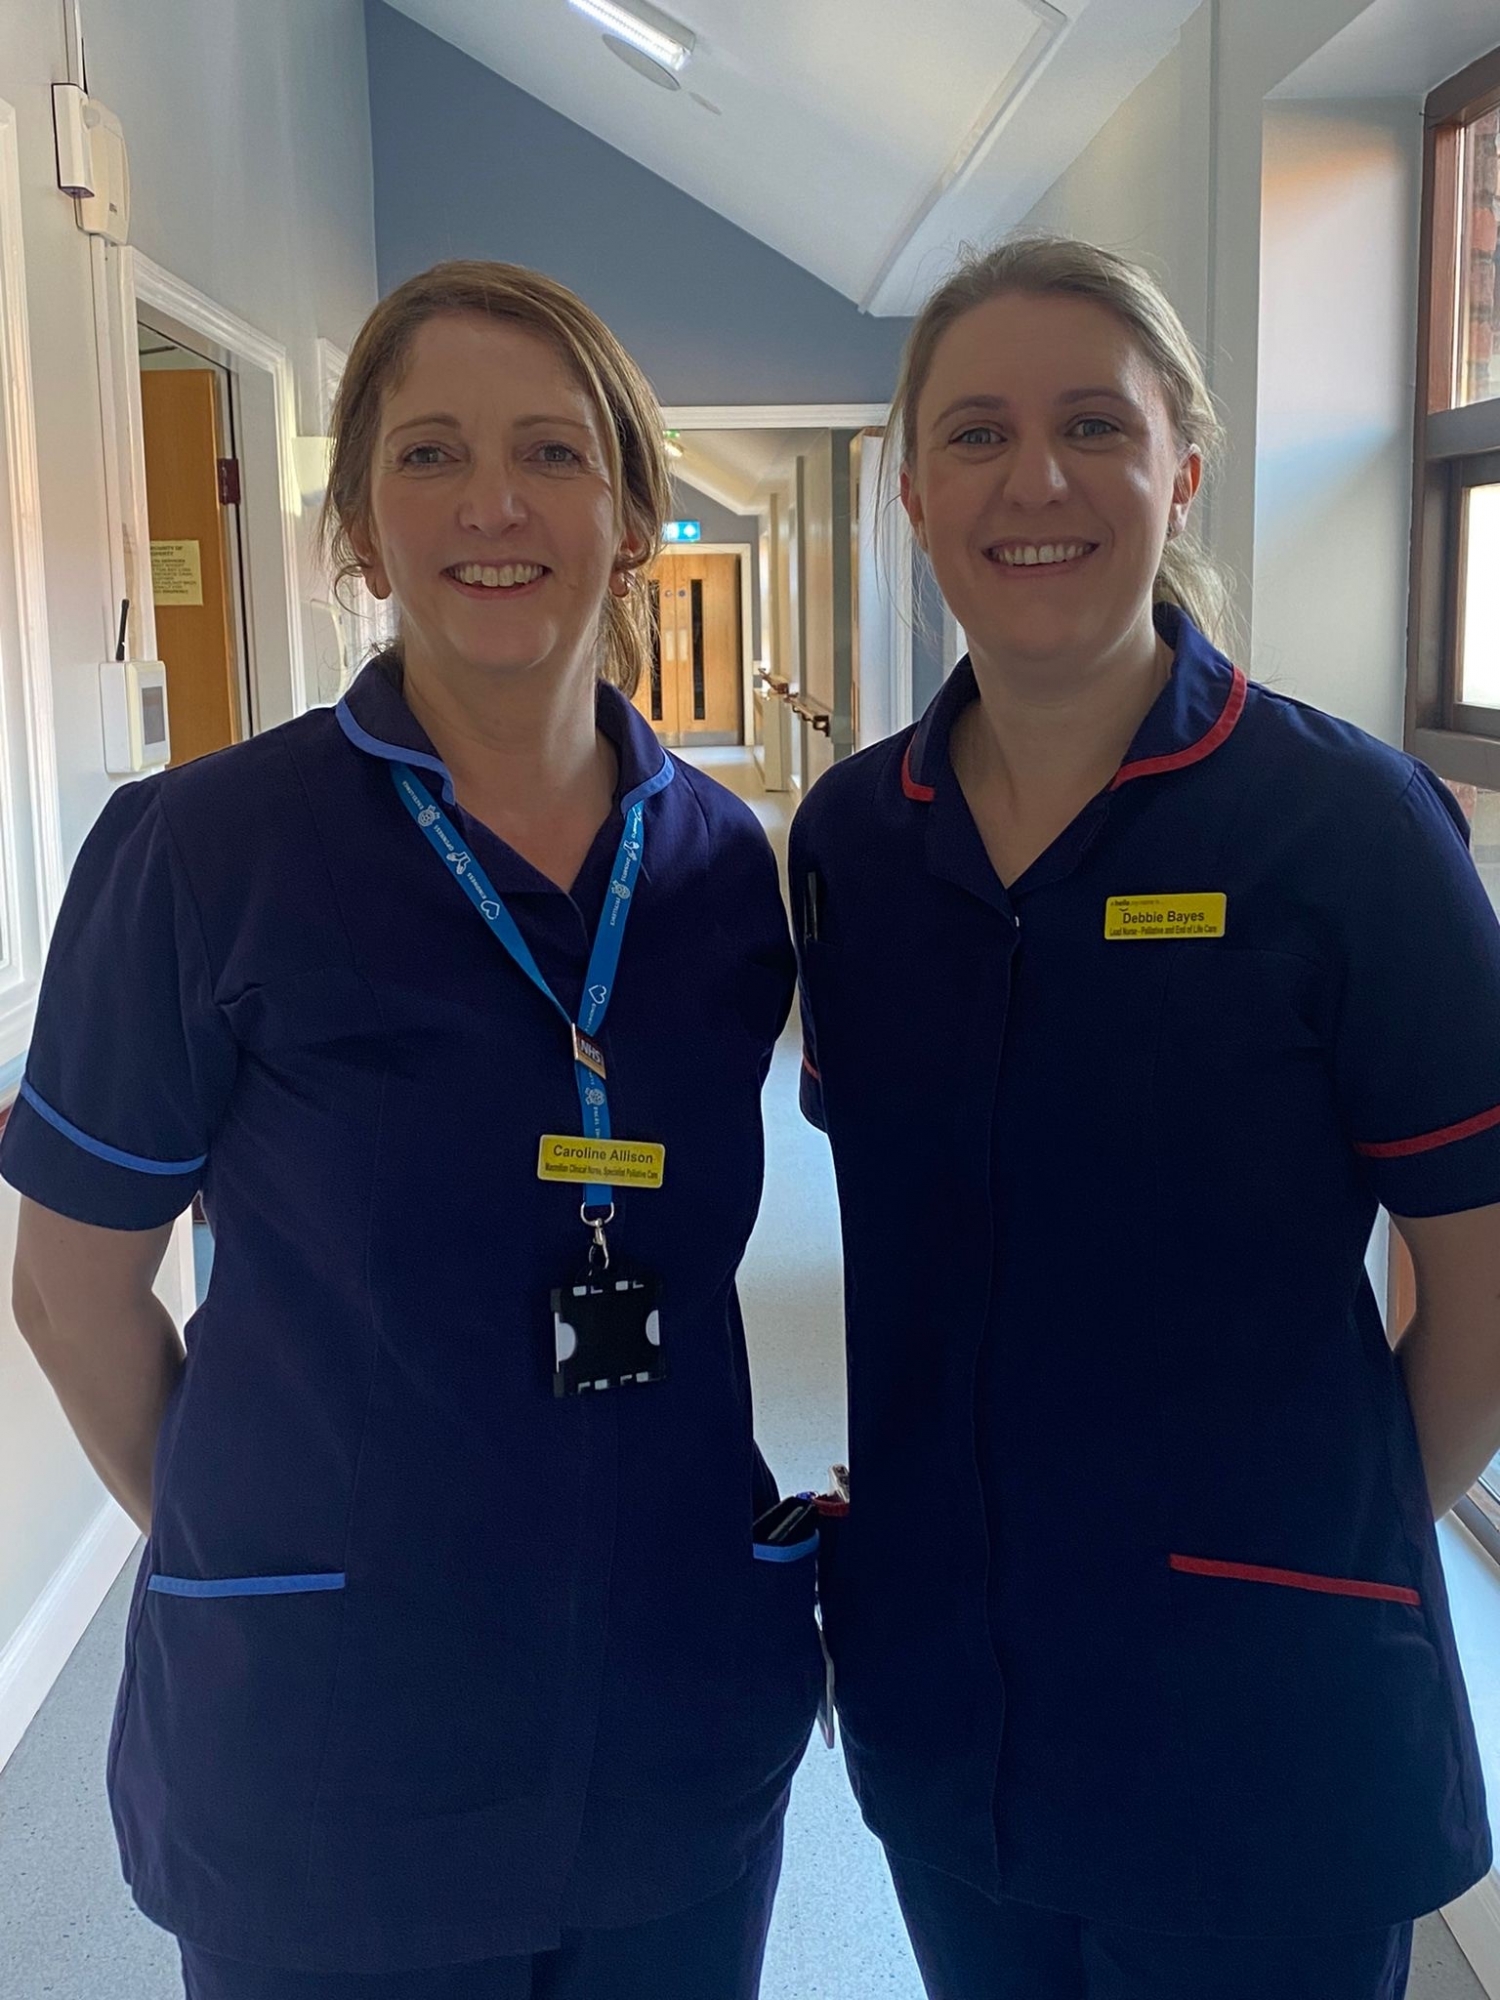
[147,1570,347,1598]
[110,1570,347,1928]
[742,1533,825,1769]
[1168,1552,1420,1607]
[1165,1545,1454,1927]
[752,1531,820,1564]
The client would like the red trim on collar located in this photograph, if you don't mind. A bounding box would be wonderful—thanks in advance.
[901,743,936,802]
[1354,1100,1500,1160]
[1111,666,1248,791]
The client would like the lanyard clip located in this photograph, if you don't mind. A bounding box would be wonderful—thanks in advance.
[583,1201,616,1271]
[572,1025,607,1079]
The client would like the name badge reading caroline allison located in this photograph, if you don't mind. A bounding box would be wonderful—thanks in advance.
[1104,893,1227,941]
[538,1136,667,1189]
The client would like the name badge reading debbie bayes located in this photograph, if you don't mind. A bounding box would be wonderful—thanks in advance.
[537,1136,666,1189]
[1104,893,1227,941]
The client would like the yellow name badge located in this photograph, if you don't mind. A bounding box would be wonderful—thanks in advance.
[537,1136,666,1189]
[1104,893,1227,941]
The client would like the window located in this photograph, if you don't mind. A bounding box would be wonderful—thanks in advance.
[1408,48,1500,788]
[0,97,63,1099]
[1444,781,1500,1560]
[1406,52,1500,1558]
[1456,106,1500,411]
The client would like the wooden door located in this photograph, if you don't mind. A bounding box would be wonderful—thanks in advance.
[140,368,243,766]
[634,551,742,746]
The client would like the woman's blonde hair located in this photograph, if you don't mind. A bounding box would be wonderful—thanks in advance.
[319,259,671,697]
[888,235,1235,652]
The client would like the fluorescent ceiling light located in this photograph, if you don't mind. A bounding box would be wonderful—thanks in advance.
[569,0,695,72]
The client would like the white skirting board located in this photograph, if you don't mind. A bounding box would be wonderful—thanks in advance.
[0,1499,139,1775]
[1446,1874,1500,1997]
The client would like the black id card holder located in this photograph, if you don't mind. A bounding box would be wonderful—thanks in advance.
[551,1271,665,1395]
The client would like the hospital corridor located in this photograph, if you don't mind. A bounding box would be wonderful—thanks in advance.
[4,0,1500,1996]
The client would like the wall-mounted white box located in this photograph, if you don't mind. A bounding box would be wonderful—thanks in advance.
[100,659,170,774]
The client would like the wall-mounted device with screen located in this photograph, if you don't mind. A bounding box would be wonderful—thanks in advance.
[100,599,171,773]
[662,519,702,544]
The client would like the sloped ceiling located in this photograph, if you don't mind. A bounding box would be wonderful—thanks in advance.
[380,0,1204,314]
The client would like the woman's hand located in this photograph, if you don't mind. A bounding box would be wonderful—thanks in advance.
[11,1198,181,1534]
[1393,1202,1500,1519]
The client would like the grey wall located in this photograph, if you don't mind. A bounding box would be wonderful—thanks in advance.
[0,0,378,1752]
[365,1,910,406]
[911,556,948,715]
[90,0,378,413]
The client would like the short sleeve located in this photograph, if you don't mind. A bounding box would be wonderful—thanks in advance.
[1334,765,1500,1218]
[0,780,237,1229]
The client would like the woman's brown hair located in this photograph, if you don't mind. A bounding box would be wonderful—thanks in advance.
[320,260,671,697]
[887,235,1235,652]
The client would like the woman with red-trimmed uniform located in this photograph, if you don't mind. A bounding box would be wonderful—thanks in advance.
[791,236,1500,2000]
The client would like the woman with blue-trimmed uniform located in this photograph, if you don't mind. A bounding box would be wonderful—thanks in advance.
[4,261,822,1998]
[792,237,1500,2000]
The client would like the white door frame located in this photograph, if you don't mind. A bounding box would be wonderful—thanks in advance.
[661,405,915,744]
[94,246,307,730]
[0,94,64,1095]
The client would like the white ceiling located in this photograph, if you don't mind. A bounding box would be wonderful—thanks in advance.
[382,0,1204,315]
[1274,0,1500,99]
[673,428,813,512]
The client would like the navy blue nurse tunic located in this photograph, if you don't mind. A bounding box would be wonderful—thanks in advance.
[0,656,823,1974]
[790,606,1499,1938]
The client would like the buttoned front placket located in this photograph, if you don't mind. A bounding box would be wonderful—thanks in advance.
[332,657,675,1934]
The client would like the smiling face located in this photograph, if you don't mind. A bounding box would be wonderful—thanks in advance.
[902,290,1201,680]
[355,311,626,690]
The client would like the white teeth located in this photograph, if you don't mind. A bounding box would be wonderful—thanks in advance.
[991,542,1090,568]
[450,562,545,588]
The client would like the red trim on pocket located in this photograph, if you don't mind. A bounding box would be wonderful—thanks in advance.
[1353,1100,1500,1159]
[1169,1553,1420,1606]
[1112,668,1248,789]
[802,1052,822,1082]
[901,744,935,803]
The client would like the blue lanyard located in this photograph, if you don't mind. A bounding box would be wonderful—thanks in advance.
[391,762,644,1216]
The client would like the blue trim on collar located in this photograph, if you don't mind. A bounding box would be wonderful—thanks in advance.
[595,678,676,811]
[620,752,676,814]
[335,698,456,804]
[336,658,674,817]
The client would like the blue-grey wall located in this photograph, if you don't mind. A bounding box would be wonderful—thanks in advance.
[671,479,762,659]
[366,1,911,406]
[911,556,948,714]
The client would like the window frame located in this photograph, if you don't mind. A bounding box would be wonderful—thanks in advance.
[1407,46,1500,791]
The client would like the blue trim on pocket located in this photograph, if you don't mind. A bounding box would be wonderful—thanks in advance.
[753,1533,820,1564]
[147,1571,346,1598]
[19,1081,207,1177]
